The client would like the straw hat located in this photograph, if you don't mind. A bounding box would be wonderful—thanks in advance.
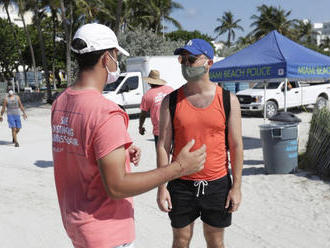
[143,70,167,85]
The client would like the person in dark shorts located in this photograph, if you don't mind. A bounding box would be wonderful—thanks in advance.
[167,175,232,229]
[0,90,27,147]
[157,39,243,248]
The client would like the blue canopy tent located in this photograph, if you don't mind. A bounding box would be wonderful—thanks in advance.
[210,30,330,113]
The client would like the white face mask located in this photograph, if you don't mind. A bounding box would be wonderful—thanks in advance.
[105,53,120,84]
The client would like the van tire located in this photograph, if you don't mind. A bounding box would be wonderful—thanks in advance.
[315,96,328,110]
[265,101,278,118]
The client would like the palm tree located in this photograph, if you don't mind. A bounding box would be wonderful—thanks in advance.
[250,4,297,40]
[49,1,59,90]
[60,0,73,87]
[0,0,28,87]
[115,0,122,34]
[60,0,98,87]
[17,0,39,89]
[146,0,182,33]
[30,0,52,102]
[93,0,117,28]
[293,20,316,44]
[214,11,244,47]
[236,34,255,48]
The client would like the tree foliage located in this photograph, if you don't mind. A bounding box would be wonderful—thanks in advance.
[1,1,330,89]
[214,11,244,47]
[117,26,184,69]
[166,30,213,43]
[0,18,25,82]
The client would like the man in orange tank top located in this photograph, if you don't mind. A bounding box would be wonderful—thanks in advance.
[157,39,243,248]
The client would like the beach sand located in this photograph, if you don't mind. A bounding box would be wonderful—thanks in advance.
[0,104,329,248]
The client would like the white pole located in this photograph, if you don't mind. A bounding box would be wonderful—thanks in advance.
[284,78,288,112]
[263,80,267,122]
[11,78,15,93]
[162,15,165,39]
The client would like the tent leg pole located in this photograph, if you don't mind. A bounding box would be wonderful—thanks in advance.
[284,78,288,112]
[263,80,266,122]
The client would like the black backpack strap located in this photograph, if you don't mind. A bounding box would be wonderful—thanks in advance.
[169,89,178,154]
[222,88,231,151]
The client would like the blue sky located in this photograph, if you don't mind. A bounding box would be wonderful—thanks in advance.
[165,0,330,41]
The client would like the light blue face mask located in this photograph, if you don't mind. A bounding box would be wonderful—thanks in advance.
[181,60,208,82]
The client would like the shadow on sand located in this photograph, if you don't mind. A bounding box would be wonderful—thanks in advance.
[242,167,266,176]
[34,160,53,168]
[243,136,262,150]
[0,140,13,146]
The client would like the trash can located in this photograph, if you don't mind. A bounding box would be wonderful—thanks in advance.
[259,112,301,174]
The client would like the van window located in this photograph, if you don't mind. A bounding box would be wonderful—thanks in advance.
[122,76,139,91]
[103,76,124,92]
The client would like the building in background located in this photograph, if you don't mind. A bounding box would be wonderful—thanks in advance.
[312,21,330,48]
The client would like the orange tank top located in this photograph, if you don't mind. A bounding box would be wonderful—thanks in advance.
[173,85,228,181]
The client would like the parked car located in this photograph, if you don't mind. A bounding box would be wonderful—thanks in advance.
[236,80,330,118]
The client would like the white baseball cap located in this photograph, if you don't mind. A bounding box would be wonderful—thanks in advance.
[71,23,129,56]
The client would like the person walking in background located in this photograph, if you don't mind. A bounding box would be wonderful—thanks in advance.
[0,90,27,147]
[139,70,173,146]
[157,39,243,248]
[51,23,206,248]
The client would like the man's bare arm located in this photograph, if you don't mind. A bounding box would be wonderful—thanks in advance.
[138,110,148,135]
[225,93,243,212]
[157,95,173,185]
[98,139,205,199]
[17,96,27,118]
[228,93,243,189]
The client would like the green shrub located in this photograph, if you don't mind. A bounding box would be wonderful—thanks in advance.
[303,107,330,177]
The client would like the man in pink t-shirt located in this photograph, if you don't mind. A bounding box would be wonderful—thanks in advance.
[139,70,173,145]
[52,23,206,248]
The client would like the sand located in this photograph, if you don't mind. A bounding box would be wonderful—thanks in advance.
[0,104,329,248]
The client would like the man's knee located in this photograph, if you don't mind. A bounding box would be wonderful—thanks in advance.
[172,236,192,248]
[205,238,224,248]
[172,227,193,248]
[204,225,225,248]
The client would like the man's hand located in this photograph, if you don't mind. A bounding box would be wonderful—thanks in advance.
[157,187,172,212]
[139,126,145,135]
[23,113,27,120]
[225,186,241,213]
[128,145,141,166]
[175,139,206,177]
[0,116,3,122]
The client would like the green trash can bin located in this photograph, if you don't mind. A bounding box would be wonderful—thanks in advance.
[259,112,301,174]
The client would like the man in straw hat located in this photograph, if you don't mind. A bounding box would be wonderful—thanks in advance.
[51,23,206,248]
[139,69,173,146]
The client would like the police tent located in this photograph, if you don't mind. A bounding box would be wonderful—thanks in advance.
[210,30,330,116]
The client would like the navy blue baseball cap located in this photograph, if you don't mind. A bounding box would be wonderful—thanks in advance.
[174,39,214,59]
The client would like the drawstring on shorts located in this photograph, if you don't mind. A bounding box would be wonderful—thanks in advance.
[193,180,208,197]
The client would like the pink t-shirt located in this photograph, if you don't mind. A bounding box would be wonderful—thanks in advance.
[51,88,134,248]
[140,85,173,135]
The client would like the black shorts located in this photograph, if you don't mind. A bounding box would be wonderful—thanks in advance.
[167,175,232,229]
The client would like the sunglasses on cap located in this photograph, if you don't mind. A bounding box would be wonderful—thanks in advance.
[178,54,206,64]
